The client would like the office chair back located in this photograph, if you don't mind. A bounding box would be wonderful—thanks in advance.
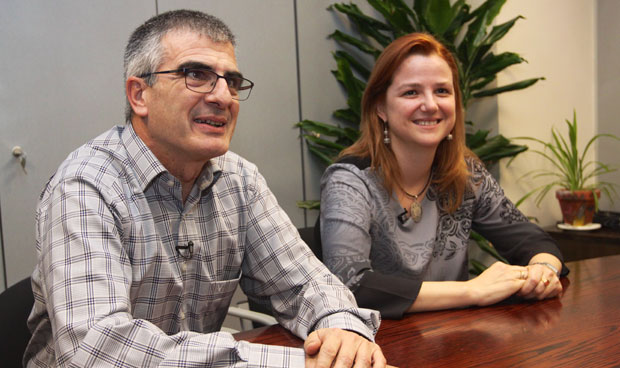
[0,277,34,367]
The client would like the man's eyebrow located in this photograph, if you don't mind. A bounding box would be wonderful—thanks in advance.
[177,61,244,78]
[178,61,212,70]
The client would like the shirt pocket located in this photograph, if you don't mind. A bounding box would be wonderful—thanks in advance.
[194,273,241,332]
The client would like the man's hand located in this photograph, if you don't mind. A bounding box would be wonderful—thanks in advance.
[304,328,388,368]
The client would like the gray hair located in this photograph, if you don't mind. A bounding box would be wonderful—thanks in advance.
[123,9,236,122]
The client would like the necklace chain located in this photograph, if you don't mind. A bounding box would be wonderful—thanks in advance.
[402,171,433,200]
[400,171,432,224]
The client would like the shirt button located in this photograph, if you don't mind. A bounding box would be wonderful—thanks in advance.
[199,181,208,190]
[181,262,187,272]
[180,311,186,320]
[167,180,174,187]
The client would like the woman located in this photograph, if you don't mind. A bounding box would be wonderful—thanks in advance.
[319,33,566,319]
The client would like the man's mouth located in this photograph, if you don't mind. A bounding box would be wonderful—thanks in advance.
[413,119,440,126]
[194,118,226,127]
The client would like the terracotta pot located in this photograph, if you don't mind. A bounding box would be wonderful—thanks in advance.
[555,189,601,226]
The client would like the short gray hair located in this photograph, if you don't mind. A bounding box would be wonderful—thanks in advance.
[123,9,236,122]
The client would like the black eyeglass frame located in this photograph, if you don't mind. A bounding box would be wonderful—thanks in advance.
[139,68,254,101]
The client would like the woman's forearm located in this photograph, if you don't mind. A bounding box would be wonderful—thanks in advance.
[407,281,474,312]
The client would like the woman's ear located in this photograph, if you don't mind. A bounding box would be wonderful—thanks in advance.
[126,76,149,118]
[376,101,387,123]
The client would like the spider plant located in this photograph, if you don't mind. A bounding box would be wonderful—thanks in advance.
[513,110,619,210]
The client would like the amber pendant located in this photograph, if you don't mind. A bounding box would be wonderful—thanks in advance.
[410,201,422,223]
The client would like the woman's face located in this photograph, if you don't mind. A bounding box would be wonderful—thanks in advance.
[377,53,456,156]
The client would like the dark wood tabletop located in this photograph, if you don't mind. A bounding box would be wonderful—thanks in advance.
[234,255,620,367]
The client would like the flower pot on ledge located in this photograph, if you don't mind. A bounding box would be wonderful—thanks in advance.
[556,189,601,226]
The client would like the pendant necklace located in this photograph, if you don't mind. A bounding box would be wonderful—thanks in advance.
[402,171,432,223]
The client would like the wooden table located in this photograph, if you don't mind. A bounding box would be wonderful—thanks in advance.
[234,255,620,367]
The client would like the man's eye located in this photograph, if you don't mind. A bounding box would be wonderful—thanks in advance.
[186,69,209,81]
[226,77,242,90]
[437,88,451,94]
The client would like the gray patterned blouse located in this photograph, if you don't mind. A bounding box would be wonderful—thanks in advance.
[319,156,564,319]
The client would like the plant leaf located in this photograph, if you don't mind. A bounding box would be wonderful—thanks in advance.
[368,0,417,35]
[303,134,348,151]
[328,29,382,58]
[297,119,349,137]
[297,200,321,210]
[425,0,457,36]
[470,52,525,81]
[473,77,544,98]
[307,144,336,166]
[470,230,509,263]
[333,50,371,80]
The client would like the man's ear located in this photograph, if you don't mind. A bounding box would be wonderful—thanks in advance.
[126,76,149,117]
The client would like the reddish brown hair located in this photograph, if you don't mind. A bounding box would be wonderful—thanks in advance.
[340,32,476,212]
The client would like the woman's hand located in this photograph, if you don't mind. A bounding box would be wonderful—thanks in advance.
[467,262,528,307]
[517,263,562,300]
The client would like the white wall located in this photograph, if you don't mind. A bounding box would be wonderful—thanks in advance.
[597,0,620,212]
[495,0,597,227]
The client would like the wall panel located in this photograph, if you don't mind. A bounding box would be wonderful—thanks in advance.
[0,0,155,288]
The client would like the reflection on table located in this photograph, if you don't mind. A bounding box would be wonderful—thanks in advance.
[234,255,620,367]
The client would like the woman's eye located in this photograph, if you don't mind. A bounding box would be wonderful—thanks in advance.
[436,88,451,94]
[403,90,418,96]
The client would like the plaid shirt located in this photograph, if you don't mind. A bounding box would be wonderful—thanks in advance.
[25,124,379,367]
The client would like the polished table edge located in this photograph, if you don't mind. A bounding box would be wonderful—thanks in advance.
[233,255,620,351]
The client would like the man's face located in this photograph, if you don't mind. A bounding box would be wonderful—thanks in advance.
[136,30,240,167]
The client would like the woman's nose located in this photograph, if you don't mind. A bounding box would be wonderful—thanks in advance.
[421,94,438,112]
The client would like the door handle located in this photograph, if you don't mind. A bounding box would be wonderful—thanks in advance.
[12,146,27,174]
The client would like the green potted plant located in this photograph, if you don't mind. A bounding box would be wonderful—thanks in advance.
[514,110,620,228]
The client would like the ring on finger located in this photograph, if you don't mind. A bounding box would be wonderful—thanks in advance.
[520,270,527,279]
[541,277,550,286]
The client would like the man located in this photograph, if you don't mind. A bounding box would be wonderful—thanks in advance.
[25,9,388,368]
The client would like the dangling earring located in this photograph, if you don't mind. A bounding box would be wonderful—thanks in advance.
[383,122,391,145]
[446,133,453,141]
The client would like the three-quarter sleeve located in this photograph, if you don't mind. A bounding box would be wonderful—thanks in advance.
[469,161,568,275]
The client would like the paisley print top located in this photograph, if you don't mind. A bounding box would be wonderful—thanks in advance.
[319,156,565,318]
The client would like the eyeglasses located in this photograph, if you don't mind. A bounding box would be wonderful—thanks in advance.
[139,68,254,101]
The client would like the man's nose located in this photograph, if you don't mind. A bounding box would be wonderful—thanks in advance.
[205,78,233,106]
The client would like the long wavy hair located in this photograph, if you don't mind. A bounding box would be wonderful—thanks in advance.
[340,32,476,212]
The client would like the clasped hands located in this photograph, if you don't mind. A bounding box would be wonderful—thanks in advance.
[517,262,562,300]
[470,261,562,307]
[304,328,397,368]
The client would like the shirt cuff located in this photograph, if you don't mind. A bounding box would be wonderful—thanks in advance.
[311,310,380,342]
[237,340,305,367]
